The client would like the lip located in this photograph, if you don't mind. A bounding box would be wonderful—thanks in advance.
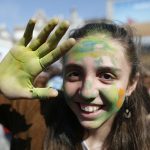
[76,102,106,120]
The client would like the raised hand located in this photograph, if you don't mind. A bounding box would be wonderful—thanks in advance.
[0,18,76,99]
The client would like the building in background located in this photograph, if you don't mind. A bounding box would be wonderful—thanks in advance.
[106,0,150,71]
[106,0,150,42]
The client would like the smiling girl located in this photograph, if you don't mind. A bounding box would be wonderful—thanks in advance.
[0,20,149,150]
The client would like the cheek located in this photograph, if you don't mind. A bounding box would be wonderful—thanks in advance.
[100,86,125,110]
[63,81,80,98]
[116,89,125,109]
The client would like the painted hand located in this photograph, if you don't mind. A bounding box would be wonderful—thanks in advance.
[0,18,76,99]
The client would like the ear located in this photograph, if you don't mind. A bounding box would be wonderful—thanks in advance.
[126,73,140,96]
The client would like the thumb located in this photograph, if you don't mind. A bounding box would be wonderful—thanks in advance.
[31,87,58,99]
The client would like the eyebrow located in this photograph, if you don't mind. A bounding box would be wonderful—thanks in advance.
[97,66,121,73]
[64,64,121,72]
[64,64,83,71]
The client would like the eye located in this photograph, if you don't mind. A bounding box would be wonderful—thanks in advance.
[65,71,81,82]
[102,73,114,80]
[98,72,116,84]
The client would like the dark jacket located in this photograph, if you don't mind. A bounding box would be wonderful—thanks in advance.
[0,91,64,150]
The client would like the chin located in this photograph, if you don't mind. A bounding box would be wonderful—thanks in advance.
[79,120,103,130]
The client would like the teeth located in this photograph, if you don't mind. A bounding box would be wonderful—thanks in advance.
[80,104,100,113]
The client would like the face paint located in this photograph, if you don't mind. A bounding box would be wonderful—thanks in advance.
[84,80,93,96]
[64,84,126,129]
[116,88,125,109]
[65,36,117,62]
[100,85,125,110]
[94,58,104,67]
[63,34,131,129]
[80,79,99,99]
[77,86,125,128]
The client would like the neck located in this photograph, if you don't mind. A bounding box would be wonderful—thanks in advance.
[84,115,115,150]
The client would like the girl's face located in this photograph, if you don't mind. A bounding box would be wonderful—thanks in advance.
[63,34,134,129]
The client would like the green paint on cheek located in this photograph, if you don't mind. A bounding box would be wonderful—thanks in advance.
[100,85,121,111]
[90,86,124,127]
[93,108,115,126]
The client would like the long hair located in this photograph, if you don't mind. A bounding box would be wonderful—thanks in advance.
[103,80,150,150]
[44,21,150,150]
[43,91,84,150]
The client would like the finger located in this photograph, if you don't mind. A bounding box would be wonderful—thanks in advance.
[39,38,76,69]
[17,19,36,46]
[36,21,70,58]
[30,87,58,98]
[29,18,59,51]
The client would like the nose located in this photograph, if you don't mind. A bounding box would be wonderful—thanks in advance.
[79,77,99,100]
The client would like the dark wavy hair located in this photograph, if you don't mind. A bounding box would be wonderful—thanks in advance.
[44,21,150,150]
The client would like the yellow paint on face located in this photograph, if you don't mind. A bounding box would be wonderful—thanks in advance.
[116,88,125,109]
[100,86,125,111]
[63,34,131,129]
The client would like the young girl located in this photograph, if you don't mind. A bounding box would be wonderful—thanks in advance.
[0,19,149,150]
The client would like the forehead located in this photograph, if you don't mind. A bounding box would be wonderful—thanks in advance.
[65,34,125,62]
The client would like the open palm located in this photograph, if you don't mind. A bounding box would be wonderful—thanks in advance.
[0,19,75,99]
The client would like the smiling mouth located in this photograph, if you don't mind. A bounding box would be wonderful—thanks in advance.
[77,103,105,113]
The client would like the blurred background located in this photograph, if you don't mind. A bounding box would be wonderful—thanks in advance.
[0,0,150,149]
[1,0,149,91]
